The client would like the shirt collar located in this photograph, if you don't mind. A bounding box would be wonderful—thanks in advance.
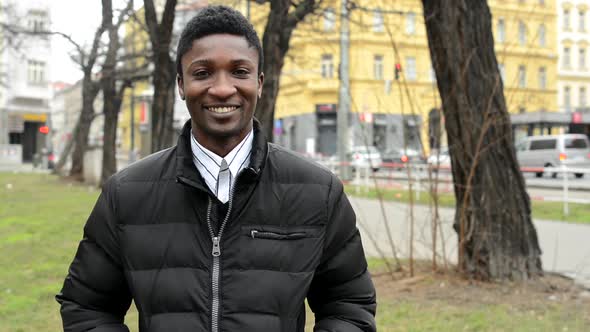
[190,129,254,189]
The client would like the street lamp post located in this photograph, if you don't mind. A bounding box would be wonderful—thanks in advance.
[129,83,136,163]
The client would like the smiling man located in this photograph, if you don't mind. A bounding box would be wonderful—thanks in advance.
[56,5,376,332]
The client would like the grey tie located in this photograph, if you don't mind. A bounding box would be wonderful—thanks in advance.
[217,159,230,203]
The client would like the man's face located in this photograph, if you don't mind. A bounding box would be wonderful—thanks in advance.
[178,34,263,148]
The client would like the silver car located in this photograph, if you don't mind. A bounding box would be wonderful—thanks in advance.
[515,134,590,178]
[348,146,383,172]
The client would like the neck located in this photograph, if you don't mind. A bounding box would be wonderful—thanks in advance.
[191,128,249,158]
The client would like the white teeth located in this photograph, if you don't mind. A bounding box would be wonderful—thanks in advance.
[207,106,237,113]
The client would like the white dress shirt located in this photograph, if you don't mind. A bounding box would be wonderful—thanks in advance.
[190,129,253,203]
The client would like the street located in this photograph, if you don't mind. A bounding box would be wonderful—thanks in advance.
[350,197,590,289]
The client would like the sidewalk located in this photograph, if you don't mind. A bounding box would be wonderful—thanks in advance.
[350,196,590,289]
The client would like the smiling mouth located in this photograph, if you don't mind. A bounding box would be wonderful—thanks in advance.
[205,106,239,114]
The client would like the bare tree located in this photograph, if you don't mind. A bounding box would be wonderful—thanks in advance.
[422,0,542,280]
[100,0,135,185]
[0,4,107,180]
[254,0,323,141]
[143,0,177,152]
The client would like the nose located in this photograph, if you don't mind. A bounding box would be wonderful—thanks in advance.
[208,73,237,100]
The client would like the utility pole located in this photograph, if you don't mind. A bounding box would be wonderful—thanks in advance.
[338,0,351,180]
[129,24,137,163]
[246,0,250,20]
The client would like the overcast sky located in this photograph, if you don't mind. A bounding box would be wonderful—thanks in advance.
[49,0,138,84]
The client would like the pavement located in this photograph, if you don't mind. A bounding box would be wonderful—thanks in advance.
[350,196,590,289]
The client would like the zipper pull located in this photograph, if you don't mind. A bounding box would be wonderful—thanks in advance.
[212,236,221,257]
[250,230,258,239]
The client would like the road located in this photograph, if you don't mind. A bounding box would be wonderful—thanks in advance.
[350,196,590,289]
[363,168,590,203]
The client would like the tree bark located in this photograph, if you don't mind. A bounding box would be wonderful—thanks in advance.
[69,3,110,180]
[70,67,102,181]
[144,0,177,153]
[255,0,319,141]
[100,0,133,186]
[421,0,542,280]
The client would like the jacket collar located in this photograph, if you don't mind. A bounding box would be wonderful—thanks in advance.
[175,118,268,191]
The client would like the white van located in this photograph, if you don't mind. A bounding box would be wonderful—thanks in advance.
[515,134,590,178]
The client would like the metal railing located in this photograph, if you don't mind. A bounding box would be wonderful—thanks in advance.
[319,159,590,216]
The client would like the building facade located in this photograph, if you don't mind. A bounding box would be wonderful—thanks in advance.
[0,0,53,162]
[247,0,558,156]
[555,0,590,134]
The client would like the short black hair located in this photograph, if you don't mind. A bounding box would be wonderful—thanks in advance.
[176,5,264,77]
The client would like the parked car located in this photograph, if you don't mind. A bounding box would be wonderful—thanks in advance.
[427,148,451,170]
[382,147,425,170]
[348,145,383,172]
[515,134,590,178]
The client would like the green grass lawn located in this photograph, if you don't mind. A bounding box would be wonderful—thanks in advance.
[345,185,590,224]
[1,172,589,331]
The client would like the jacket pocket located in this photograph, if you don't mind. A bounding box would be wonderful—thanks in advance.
[249,229,306,240]
[238,225,324,272]
[241,225,321,240]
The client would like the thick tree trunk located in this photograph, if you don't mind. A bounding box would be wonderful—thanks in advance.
[255,0,319,141]
[144,0,177,153]
[422,0,542,280]
[100,0,132,185]
[70,74,100,181]
[100,84,120,186]
[150,57,176,152]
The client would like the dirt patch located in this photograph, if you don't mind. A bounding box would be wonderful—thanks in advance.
[372,262,590,320]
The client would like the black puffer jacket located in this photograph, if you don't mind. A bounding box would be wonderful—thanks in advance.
[56,120,377,332]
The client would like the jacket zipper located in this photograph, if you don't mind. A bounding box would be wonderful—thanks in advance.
[206,174,239,332]
[178,167,258,332]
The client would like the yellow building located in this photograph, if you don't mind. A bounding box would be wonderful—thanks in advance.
[247,0,558,155]
[119,0,558,157]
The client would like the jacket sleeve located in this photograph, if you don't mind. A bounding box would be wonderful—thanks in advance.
[56,178,132,332]
[308,176,377,332]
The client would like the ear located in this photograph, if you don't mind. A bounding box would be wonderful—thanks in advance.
[177,75,185,100]
[257,72,264,98]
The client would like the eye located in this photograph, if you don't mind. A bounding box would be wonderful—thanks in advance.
[192,70,210,79]
[233,68,250,76]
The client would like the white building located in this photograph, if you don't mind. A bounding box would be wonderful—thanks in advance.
[0,0,52,162]
[557,0,590,114]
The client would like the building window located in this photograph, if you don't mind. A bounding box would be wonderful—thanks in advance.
[538,67,546,89]
[321,54,333,78]
[498,63,506,82]
[497,19,506,43]
[564,86,571,110]
[323,8,335,31]
[27,10,48,33]
[373,8,384,32]
[580,87,587,107]
[405,57,417,81]
[564,9,570,30]
[518,65,526,88]
[580,11,586,32]
[538,24,546,47]
[564,47,571,68]
[406,12,416,35]
[373,55,383,80]
[580,48,587,69]
[27,60,45,84]
[518,21,527,45]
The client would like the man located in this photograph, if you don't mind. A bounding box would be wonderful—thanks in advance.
[57,5,376,332]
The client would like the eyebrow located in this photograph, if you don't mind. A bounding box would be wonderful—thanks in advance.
[188,58,255,68]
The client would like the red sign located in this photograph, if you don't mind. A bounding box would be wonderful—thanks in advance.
[572,112,582,124]
[140,102,147,124]
[39,125,49,134]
